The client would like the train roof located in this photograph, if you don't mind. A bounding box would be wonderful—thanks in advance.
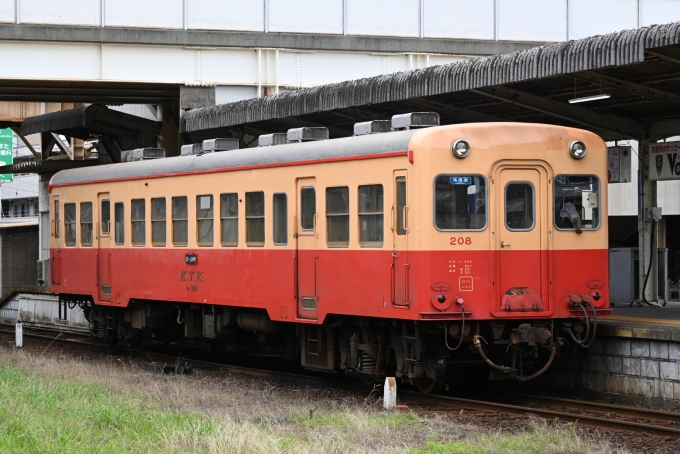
[50,128,419,187]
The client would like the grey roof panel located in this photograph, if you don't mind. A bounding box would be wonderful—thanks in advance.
[51,129,418,186]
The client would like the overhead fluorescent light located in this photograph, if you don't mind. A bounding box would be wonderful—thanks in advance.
[568,93,611,104]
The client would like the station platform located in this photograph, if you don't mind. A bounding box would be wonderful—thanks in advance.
[599,301,680,341]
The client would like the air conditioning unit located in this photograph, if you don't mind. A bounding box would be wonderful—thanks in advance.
[37,259,50,286]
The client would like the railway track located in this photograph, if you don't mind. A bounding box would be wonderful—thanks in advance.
[4,323,680,437]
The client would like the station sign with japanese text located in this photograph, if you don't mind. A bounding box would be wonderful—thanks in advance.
[650,141,680,181]
[0,128,13,182]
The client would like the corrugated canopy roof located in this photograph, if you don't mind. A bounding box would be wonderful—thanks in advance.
[181,22,680,142]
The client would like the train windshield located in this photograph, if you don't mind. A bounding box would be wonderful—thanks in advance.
[434,175,486,230]
[554,175,600,232]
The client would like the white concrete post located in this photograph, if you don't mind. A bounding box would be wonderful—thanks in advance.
[383,377,397,409]
[15,322,22,348]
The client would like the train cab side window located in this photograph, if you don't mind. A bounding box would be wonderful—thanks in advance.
[54,200,60,239]
[80,202,93,247]
[151,198,166,246]
[358,185,383,247]
[273,193,287,245]
[172,196,188,246]
[131,199,146,246]
[300,187,316,231]
[554,175,600,232]
[114,202,125,245]
[434,175,487,231]
[220,193,238,247]
[326,186,349,247]
[101,200,110,235]
[396,177,407,235]
[197,195,214,246]
[64,203,76,247]
[246,192,265,246]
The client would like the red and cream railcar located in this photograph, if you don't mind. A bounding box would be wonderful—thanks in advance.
[49,121,609,391]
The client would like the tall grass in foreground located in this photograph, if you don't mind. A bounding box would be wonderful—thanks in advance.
[0,349,624,454]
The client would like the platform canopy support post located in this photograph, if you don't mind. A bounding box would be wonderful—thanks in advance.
[638,138,659,304]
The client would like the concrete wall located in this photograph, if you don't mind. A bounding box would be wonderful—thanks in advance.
[0,292,88,332]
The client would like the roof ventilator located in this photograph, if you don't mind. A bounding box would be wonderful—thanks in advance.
[121,148,166,162]
[287,127,329,143]
[391,112,440,130]
[202,138,239,152]
[258,133,288,147]
[353,120,391,136]
[180,143,203,156]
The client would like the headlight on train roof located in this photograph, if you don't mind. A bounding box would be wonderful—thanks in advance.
[569,140,587,159]
[452,139,470,159]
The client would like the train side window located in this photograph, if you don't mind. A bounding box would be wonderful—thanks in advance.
[300,187,316,231]
[220,193,238,247]
[172,196,188,246]
[326,186,349,247]
[246,192,265,246]
[64,203,76,247]
[54,200,60,238]
[131,199,146,246]
[197,195,214,246]
[358,185,383,247]
[554,175,600,231]
[396,177,407,235]
[114,202,124,245]
[101,200,110,235]
[434,175,487,231]
[505,183,535,231]
[273,193,287,245]
[151,197,166,246]
[80,202,93,247]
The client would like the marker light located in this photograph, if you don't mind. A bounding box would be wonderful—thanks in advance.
[569,140,587,159]
[452,140,470,159]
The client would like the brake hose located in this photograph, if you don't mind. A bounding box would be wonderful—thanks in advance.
[444,304,465,351]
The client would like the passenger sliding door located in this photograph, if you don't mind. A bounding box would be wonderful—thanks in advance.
[98,193,112,302]
[392,170,410,306]
[296,178,318,319]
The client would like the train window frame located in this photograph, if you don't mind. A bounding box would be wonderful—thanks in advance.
[54,200,60,239]
[553,174,602,232]
[273,192,288,246]
[220,193,239,247]
[114,202,125,245]
[326,186,350,248]
[246,191,265,247]
[151,197,166,247]
[504,181,536,232]
[80,202,93,247]
[358,184,384,248]
[433,174,488,232]
[131,199,146,246]
[300,187,316,232]
[196,194,214,247]
[172,196,188,247]
[101,199,110,236]
[64,203,76,247]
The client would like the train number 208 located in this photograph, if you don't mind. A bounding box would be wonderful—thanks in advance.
[450,237,472,246]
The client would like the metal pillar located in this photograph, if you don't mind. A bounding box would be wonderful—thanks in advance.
[638,139,659,303]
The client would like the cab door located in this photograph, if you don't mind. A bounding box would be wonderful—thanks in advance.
[51,196,61,287]
[98,193,112,302]
[392,170,410,306]
[296,178,318,319]
[495,166,551,315]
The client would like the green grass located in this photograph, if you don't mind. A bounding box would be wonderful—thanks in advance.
[0,360,221,453]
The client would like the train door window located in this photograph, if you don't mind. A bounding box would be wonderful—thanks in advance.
[101,199,110,235]
[114,202,125,245]
[54,200,60,238]
[434,175,487,230]
[300,187,316,231]
[172,196,188,246]
[197,195,214,246]
[396,177,407,235]
[131,199,146,246]
[151,197,166,246]
[273,193,287,245]
[505,183,535,231]
[246,192,265,246]
[80,202,93,247]
[64,203,76,247]
[220,193,238,246]
[554,175,600,231]
[326,186,349,247]
[358,185,383,247]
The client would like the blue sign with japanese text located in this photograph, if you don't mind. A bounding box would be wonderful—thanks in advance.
[449,176,472,185]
